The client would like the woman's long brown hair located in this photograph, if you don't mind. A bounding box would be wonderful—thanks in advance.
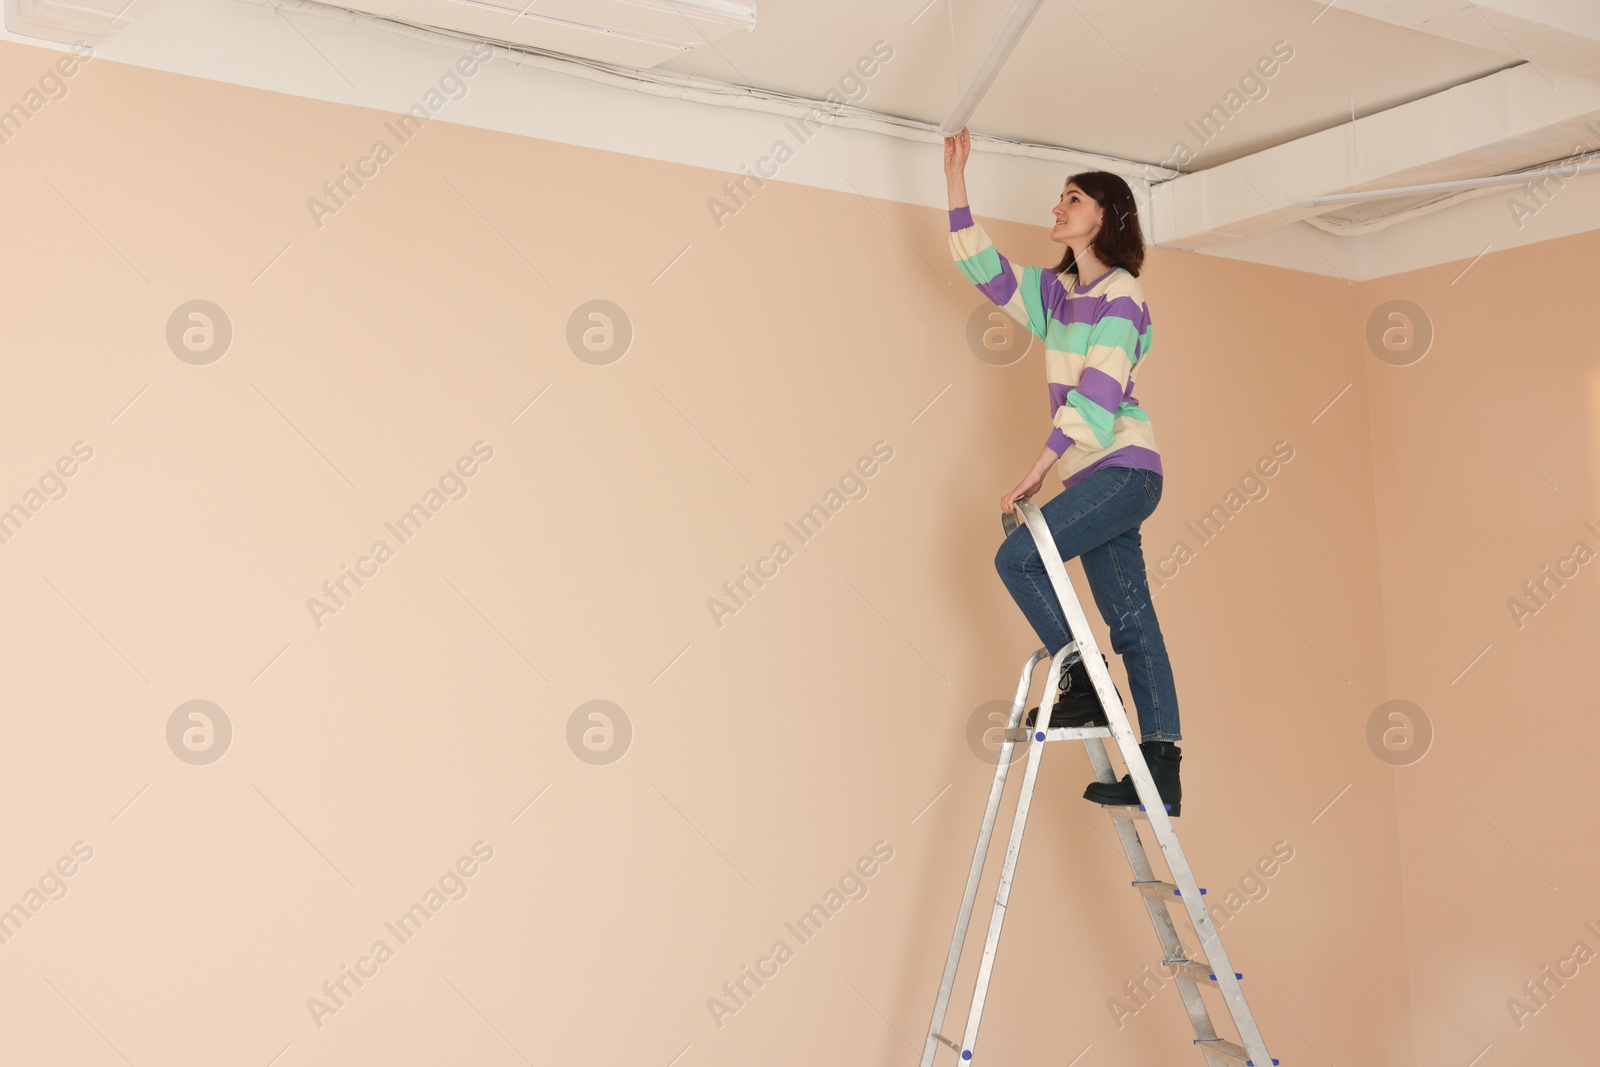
[1052,170,1145,279]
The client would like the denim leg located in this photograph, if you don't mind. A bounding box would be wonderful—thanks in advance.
[992,528,1075,662]
[1079,523,1182,741]
[993,468,1144,659]
[993,467,1182,742]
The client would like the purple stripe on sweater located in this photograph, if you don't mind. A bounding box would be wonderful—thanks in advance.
[1075,366,1123,413]
[1038,289,1149,332]
[1047,370,1125,423]
[1045,427,1073,456]
[1060,446,1163,490]
[949,205,974,231]
[978,258,1018,307]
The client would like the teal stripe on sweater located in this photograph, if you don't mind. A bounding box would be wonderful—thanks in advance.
[1019,266,1048,339]
[1052,315,1140,358]
[1065,392,1117,447]
[954,245,1002,286]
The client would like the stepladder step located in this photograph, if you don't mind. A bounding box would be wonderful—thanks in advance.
[1164,957,1244,984]
[1001,725,1112,742]
[1099,802,1175,819]
[932,1031,960,1052]
[1195,1037,1279,1065]
[1133,879,1205,900]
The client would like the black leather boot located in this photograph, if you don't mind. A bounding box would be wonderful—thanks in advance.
[1083,740,1182,816]
[1024,653,1120,729]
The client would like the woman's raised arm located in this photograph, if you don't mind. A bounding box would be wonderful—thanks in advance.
[944,126,970,210]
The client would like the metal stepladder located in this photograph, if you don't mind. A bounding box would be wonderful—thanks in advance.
[920,496,1278,1067]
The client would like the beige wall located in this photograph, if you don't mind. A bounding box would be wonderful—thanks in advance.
[0,38,1587,1067]
[1363,229,1600,1066]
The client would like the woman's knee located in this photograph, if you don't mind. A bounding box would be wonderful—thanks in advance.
[994,534,1027,576]
[994,542,1017,580]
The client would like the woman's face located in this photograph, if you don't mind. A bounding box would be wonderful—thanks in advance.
[1051,183,1103,244]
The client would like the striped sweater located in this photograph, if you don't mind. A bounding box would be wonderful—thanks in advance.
[948,205,1162,490]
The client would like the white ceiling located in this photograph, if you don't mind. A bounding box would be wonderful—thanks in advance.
[9,0,1600,279]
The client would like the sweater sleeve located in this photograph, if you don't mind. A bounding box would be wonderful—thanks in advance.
[1049,281,1148,456]
[949,206,1078,457]
[948,206,1054,340]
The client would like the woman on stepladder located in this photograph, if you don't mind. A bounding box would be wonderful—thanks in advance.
[943,126,1185,815]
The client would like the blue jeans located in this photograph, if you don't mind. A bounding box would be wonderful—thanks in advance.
[993,466,1181,742]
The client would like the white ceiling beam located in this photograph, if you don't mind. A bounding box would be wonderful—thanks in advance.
[938,0,1046,135]
[1148,62,1600,250]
